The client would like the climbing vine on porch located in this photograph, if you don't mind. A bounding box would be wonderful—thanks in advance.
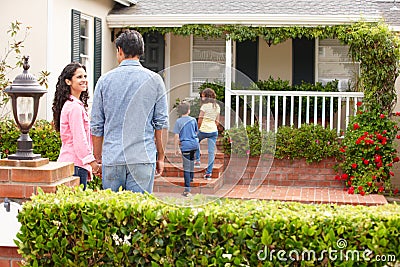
[138,21,400,113]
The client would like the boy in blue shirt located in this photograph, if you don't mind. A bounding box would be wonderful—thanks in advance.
[173,102,199,197]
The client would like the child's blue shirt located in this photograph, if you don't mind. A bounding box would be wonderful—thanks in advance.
[173,116,199,152]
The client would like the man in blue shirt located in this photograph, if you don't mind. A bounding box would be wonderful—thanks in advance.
[91,30,169,193]
[173,102,199,197]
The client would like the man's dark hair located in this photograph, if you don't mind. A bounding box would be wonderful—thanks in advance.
[115,29,144,58]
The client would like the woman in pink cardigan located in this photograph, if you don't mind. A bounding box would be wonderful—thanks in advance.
[52,62,101,190]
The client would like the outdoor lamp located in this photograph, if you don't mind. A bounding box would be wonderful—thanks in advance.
[5,56,47,160]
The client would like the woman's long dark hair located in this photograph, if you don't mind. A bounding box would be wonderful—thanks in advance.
[52,62,89,132]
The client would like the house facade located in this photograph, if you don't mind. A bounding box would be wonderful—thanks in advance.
[1,0,400,121]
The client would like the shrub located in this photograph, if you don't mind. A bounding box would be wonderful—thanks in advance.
[0,119,19,158]
[222,124,276,157]
[275,124,342,163]
[30,120,61,161]
[0,119,61,160]
[222,123,341,163]
[338,102,400,195]
[16,186,400,266]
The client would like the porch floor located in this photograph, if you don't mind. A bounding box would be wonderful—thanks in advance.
[154,184,388,206]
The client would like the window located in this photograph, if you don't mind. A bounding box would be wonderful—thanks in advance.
[317,39,359,91]
[191,36,226,95]
[71,10,102,98]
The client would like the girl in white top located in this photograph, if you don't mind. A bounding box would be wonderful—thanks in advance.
[195,88,220,180]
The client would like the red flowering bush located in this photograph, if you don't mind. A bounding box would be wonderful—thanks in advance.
[337,102,400,195]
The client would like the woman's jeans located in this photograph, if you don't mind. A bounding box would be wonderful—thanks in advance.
[74,166,88,190]
[182,150,196,192]
[195,131,218,175]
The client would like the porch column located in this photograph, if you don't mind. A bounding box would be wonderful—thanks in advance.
[225,36,232,130]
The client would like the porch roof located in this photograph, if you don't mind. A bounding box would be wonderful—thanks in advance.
[375,0,400,29]
[107,0,382,28]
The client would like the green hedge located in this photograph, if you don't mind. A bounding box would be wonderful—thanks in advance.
[16,187,399,266]
[0,119,61,161]
[222,124,342,163]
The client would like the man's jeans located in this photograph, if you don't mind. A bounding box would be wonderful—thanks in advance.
[182,150,196,192]
[195,131,218,175]
[102,163,155,193]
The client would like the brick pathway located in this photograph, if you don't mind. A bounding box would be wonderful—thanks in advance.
[154,183,388,205]
[217,184,388,205]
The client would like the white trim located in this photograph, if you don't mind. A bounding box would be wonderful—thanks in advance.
[80,14,95,104]
[389,25,400,31]
[106,14,381,28]
[165,33,171,109]
[46,0,54,121]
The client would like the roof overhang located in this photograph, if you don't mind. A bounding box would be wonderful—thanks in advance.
[107,14,381,28]
[114,0,138,7]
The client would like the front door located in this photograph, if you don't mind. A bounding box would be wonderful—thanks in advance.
[141,31,165,74]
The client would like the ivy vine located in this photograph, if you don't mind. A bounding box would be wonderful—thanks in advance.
[136,21,400,113]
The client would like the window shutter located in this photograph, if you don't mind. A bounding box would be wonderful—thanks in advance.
[94,17,102,87]
[71,9,81,62]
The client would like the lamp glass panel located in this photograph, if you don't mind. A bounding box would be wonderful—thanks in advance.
[16,97,34,128]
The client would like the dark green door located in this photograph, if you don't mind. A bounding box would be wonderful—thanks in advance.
[292,38,315,85]
[236,38,258,87]
[141,32,165,74]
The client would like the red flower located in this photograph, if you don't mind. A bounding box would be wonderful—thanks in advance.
[358,186,363,191]
[351,163,358,169]
[376,133,383,140]
[341,173,348,180]
[372,175,376,180]
[335,175,340,180]
[397,135,400,139]
[380,114,385,119]
[378,186,384,193]
[390,171,395,176]
[347,180,352,186]
[383,130,387,134]
[357,101,362,107]
[374,155,382,163]
[367,182,372,187]
[394,188,399,195]
[360,191,365,196]
[376,162,383,168]
[340,147,346,153]
[388,163,393,167]
[353,123,360,130]
[348,187,355,194]
[396,112,400,116]
[363,159,369,165]
[393,157,400,162]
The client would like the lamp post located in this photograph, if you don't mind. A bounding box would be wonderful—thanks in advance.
[4,56,47,160]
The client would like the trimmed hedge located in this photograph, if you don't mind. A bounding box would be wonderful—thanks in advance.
[0,119,61,161]
[16,187,399,266]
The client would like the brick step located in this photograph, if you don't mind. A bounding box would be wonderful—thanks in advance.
[153,175,224,195]
[162,162,223,178]
[223,156,343,188]
[165,151,225,165]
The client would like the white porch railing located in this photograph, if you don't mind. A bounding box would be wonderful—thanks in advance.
[224,90,364,135]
